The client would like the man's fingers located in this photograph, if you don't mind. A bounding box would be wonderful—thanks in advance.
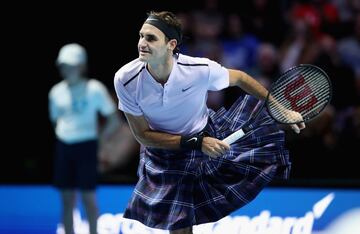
[217,140,230,150]
[290,121,306,134]
[298,122,306,130]
[290,124,300,134]
[213,146,225,155]
[203,137,231,158]
[208,145,227,158]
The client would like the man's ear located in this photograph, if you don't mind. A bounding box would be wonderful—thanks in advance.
[168,39,178,51]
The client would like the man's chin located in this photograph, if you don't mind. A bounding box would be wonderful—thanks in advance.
[138,55,149,62]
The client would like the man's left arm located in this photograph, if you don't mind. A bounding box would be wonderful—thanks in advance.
[228,69,268,100]
[227,69,305,133]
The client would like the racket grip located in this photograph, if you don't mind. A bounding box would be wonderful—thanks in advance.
[222,129,245,145]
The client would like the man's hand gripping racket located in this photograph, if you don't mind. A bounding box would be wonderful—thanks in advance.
[223,64,332,145]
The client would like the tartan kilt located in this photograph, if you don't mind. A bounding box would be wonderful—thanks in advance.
[123,95,290,230]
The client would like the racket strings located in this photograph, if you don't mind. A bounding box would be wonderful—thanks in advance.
[272,75,329,106]
[274,67,328,97]
[273,66,330,92]
[268,65,331,123]
[280,73,325,97]
[274,66,316,88]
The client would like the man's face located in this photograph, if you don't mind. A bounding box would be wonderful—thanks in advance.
[138,24,169,63]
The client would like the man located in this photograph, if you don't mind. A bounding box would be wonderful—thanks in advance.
[49,43,120,234]
[114,11,305,234]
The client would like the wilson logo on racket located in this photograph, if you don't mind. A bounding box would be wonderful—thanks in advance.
[283,74,318,113]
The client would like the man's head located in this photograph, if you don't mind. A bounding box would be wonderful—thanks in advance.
[138,11,182,63]
[56,43,87,82]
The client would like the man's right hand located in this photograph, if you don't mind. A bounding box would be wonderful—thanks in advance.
[201,137,230,158]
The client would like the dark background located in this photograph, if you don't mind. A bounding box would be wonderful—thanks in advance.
[4,0,360,187]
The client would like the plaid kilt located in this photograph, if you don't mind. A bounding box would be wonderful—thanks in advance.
[123,95,290,230]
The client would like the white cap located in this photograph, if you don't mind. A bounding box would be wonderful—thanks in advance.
[56,43,87,66]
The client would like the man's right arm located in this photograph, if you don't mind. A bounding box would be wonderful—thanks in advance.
[124,113,181,149]
[124,112,229,157]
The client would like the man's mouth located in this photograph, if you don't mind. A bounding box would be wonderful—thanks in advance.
[139,50,151,54]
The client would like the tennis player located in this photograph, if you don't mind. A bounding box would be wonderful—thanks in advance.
[114,11,305,234]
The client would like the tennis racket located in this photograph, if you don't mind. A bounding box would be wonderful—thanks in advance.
[222,64,332,145]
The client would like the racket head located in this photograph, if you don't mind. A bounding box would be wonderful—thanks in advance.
[267,64,332,124]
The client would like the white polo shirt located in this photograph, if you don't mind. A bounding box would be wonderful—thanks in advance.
[49,79,116,143]
[114,54,229,135]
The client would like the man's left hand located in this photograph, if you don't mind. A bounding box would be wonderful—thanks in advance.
[284,110,306,134]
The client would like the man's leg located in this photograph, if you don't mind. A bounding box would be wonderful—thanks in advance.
[81,190,98,234]
[60,190,76,234]
[170,226,193,234]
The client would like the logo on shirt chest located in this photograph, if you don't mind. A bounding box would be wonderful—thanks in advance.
[182,86,192,92]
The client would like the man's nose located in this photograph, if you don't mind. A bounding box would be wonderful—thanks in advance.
[138,38,147,48]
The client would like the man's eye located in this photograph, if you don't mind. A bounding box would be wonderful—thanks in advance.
[146,36,156,41]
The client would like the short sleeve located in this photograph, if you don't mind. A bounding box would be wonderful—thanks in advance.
[208,60,230,91]
[114,77,143,116]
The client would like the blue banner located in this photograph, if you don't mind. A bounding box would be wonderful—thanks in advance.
[0,185,359,234]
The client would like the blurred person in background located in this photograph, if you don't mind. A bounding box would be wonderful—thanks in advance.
[333,0,360,23]
[289,0,339,40]
[244,0,286,46]
[251,43,281,89]
[186,0,225,111]
[279,17,319,72]
[221,14,259,72]
[48,43,120,234]
[338,13,360,96]
[315,34,358,110]
[186,0,223,61]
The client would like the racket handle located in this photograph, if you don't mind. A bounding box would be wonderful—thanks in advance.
[222,128,245,145]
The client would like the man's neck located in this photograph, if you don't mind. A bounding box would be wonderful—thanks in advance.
[147,55,174,84]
